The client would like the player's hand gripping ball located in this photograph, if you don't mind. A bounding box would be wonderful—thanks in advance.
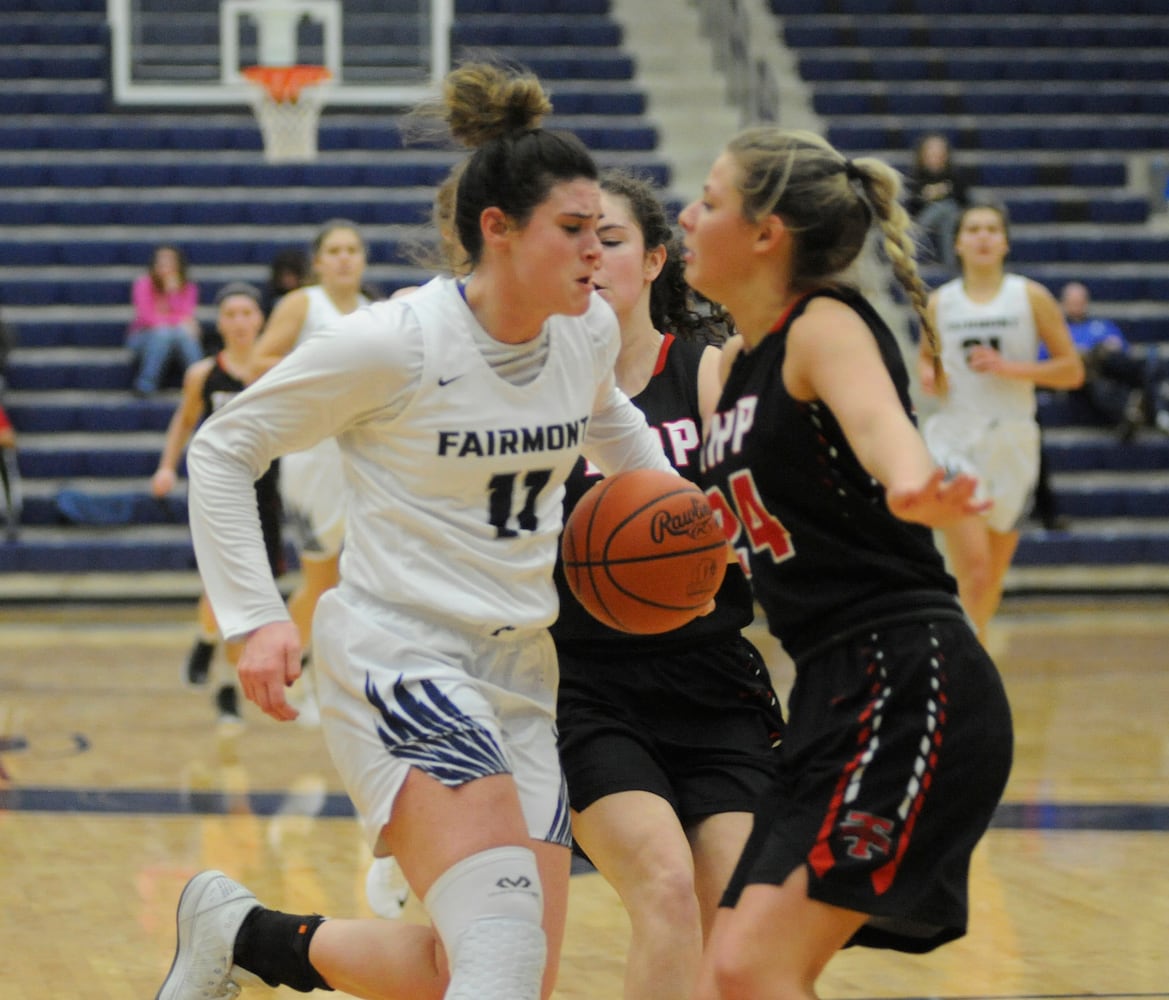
[561,468,728,634]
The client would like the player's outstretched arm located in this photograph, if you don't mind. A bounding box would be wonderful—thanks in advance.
[887,468,991,527]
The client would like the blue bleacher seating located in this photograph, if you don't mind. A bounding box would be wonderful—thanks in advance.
[0,0,672,578]
[1,0,1166,584]
[772,0,1169,579]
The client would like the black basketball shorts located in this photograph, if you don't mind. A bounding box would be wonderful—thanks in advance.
[556,634,784,823]
[721,615,1013,953]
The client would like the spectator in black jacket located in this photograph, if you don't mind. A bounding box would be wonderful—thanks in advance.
[905,132,968,274]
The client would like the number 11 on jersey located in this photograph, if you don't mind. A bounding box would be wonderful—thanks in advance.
[487,469,553,538]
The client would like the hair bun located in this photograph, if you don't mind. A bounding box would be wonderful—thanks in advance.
[444,63,552,148]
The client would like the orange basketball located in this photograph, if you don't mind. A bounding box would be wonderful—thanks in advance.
[561,468,728,634]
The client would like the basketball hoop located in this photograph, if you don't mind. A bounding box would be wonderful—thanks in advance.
[243,65,332,163]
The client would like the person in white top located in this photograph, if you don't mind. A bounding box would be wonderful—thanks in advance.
[919,202,1083,643]
[249,220,372,670]
[154,62,672,1000]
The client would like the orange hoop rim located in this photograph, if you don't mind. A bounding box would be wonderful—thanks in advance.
[242,65,332,103]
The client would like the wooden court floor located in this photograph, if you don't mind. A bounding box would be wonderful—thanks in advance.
[1,595,1168,1000]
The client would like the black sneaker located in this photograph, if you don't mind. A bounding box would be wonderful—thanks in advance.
[184,638,216,687]
[214,685,243,727]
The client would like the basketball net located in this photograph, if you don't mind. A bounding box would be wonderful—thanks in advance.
[243,65,332,163]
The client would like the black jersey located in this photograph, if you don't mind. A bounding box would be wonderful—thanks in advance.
[202,355,285,576]
[551,334,754,650]
[202,359,237,416]
[701,288,957,661]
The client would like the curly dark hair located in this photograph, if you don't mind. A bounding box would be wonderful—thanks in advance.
[599,169,730,344]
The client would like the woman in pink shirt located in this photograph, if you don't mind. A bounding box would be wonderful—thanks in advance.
[128,244,202,395]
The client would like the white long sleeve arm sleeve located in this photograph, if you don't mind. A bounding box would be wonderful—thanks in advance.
[581,374,675,477]
[187,303,420,640]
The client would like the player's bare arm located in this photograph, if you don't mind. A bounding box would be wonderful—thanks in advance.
[249,288,310,381]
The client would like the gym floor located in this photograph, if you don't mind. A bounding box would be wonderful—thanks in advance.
[1,595,1167,999]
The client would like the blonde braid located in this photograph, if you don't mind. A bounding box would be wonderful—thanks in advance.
[851,156,947,395]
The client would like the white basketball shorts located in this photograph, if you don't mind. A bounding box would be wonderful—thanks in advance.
[311,583,571,855]
[923,412,1040,533]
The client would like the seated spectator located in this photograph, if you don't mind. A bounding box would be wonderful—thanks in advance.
[127,244,202,396]
[905,131,968,274]
[261,246,311,317]
[0,402,18,542]
[1056,281,1169,441]
[0,307,21,541]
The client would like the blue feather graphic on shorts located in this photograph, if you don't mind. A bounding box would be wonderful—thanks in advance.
[364,673,511,785]
[546,773,572,847]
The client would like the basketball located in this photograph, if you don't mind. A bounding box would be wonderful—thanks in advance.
[561,468,728,634]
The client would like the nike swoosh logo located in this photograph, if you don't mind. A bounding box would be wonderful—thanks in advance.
[437,374,465,387]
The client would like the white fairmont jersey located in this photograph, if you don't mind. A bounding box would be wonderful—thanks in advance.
[188,276,671,639]
[933,274,1039,420]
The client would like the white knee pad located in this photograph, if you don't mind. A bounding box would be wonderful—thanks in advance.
[425,846,546,1000]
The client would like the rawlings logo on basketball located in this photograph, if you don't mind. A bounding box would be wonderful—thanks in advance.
[649,497,716,544]
[562,469,728,634]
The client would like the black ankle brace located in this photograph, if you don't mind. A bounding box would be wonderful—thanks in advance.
[233,908,334,993]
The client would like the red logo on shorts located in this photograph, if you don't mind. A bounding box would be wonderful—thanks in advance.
[839,810,894,860]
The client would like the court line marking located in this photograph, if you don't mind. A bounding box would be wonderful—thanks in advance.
[2,787,1168,831]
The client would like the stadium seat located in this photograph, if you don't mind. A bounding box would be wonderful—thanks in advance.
[768,0,1169,572]
[0,0,678,580]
